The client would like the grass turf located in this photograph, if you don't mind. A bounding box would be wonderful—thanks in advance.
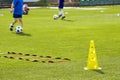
[0,6,120,80]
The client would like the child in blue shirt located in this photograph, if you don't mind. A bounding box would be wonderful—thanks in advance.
[9,0,23,31]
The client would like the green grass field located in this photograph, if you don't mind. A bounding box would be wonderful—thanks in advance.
[0,5,120,80]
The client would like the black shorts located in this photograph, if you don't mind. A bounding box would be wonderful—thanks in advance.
[13,14,22,18]
[58,3,64,9]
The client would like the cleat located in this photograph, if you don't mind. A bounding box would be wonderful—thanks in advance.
[58,15,62,18]
[9,24,13,31]
[61,16,66,20]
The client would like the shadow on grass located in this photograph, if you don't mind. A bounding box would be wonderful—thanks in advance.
[62,19,74,22]
[15,32,32,36]
[93,70,105,74]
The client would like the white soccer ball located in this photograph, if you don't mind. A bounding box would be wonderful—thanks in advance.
[15,26,22,33]
[53,14,58,20]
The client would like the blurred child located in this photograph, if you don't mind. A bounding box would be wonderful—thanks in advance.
[9,0,23,31]
[58,0,71,20]
[23,4,30,15]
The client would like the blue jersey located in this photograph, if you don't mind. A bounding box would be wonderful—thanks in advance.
[58,0,64,9]
[13,0,23,15]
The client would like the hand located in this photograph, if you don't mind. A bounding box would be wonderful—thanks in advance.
[10,9,14,13]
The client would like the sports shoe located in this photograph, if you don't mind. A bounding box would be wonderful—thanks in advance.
[9,24,13,31]
[61,16,66,20]
[58,15,62,18]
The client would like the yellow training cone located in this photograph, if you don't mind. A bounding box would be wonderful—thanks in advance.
[84,40,101,70]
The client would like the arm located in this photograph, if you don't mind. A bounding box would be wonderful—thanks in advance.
[10,3,14,13]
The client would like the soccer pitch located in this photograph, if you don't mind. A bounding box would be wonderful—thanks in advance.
[0,5,120,80]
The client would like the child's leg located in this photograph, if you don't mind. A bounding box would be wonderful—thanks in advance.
[59,8,65,17]
[11,18,18,25]
[9,18,18,31]
[18,18,23,28]
[59,8,65,20]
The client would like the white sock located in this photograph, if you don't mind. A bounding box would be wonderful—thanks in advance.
[59,9,64,17]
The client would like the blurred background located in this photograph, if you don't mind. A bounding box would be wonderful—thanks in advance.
[0,0,120,8]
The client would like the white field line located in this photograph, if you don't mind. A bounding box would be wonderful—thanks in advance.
[48,7,107,10]
[1,7,107,10]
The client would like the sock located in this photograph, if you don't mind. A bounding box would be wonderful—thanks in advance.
[59,9,65,17]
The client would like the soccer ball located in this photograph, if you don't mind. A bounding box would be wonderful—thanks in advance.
[15,26,22,33]
[53,14,58,20]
